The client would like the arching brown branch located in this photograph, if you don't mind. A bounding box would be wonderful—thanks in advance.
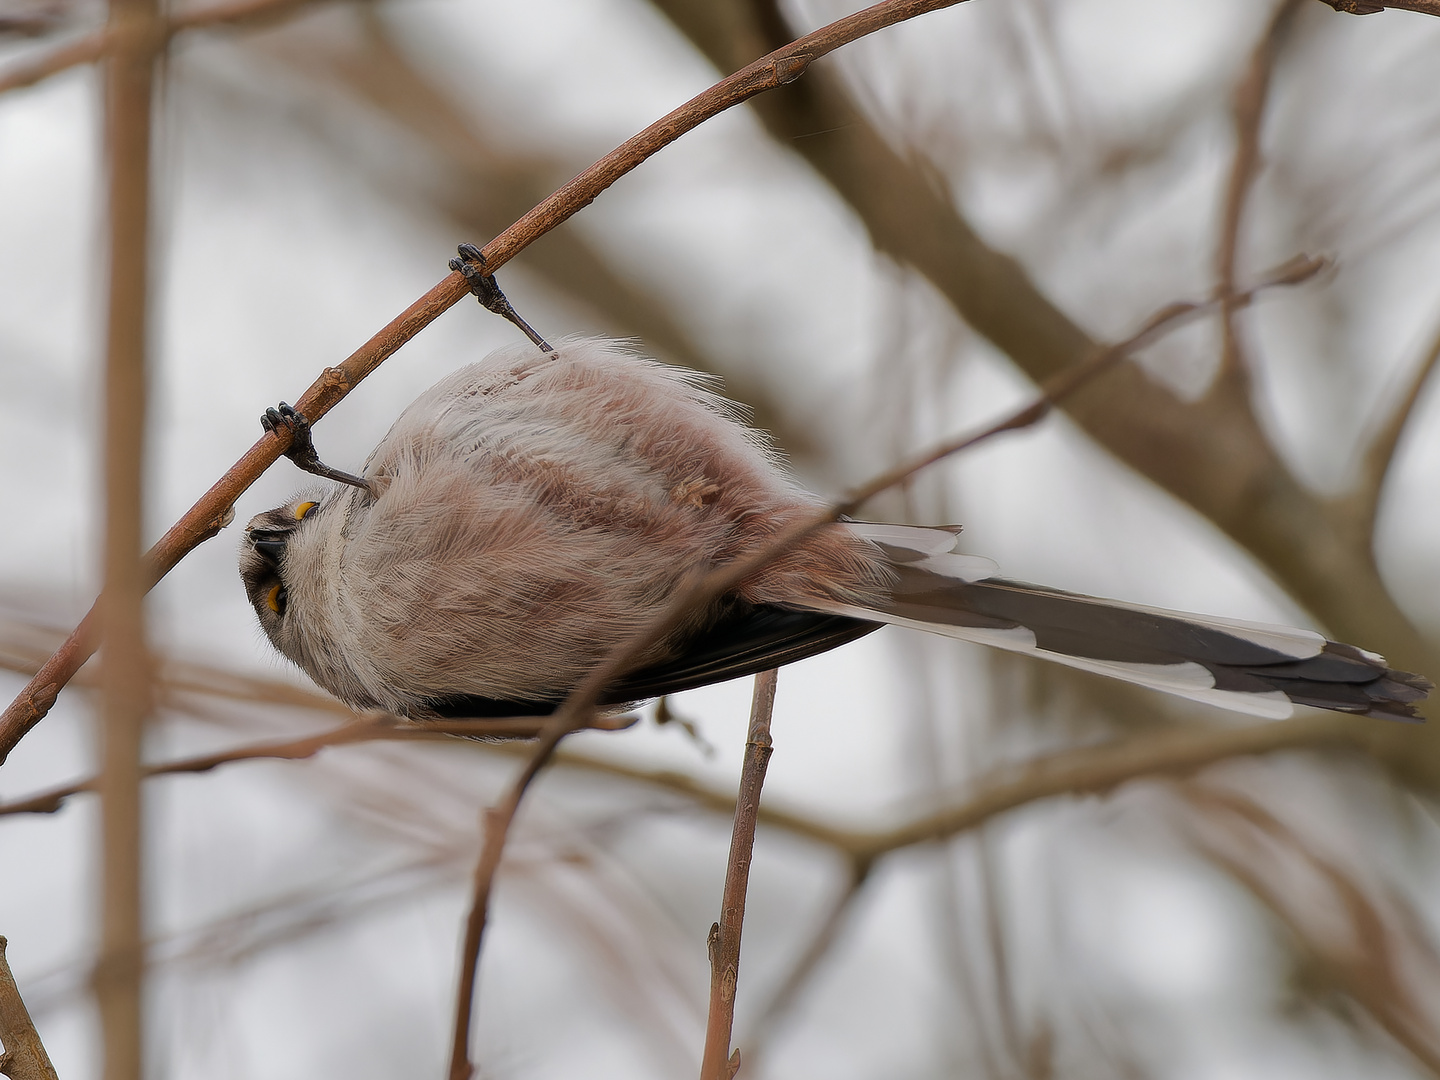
[0,0,978,768]
[1314,0,1440,16]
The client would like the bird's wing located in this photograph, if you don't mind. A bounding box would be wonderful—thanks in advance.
[423,605,881,719]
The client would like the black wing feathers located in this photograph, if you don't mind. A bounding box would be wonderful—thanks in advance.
[426,605,881,719]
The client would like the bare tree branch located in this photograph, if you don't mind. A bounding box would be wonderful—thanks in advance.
[0,0,980,768]
[0,938,58,1080]
[1215,0,1302,377]
[515,256,1325,772]
[700,668,778,1080]
[654,0,1440,784]
[0,711,638,818]
[1313,0,1440,16]
[253,8,734,388]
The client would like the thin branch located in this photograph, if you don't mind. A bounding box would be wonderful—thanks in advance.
[0,0,329,96]
[0,705,1365,858]
[0,0,979,767]
[0,711,639,818]
[700,669,779,1080]
[343,259,1325,1080]
[853,713,1361,862]
[1351,309,1440,536]
[526,254,1324,752]
[0,938,59,1080]
[1313,0,1440,15]
[658,0,1440,760]
[441,707,1362,1075]
[1215,0,1301,376]
[445,730,572,1080]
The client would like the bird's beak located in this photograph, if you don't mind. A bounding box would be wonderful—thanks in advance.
[248,532,287,565]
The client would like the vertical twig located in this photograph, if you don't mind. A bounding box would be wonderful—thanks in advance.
[95,0,160,1077]
[445,720,580,1080]
[700,669,779,1080]
[0,938,59,1080]
[1214,0,1301,376]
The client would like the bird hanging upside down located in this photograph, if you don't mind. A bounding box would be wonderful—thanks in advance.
[239,337,1431,723]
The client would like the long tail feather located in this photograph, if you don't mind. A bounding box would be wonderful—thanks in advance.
[805,524,1431,721]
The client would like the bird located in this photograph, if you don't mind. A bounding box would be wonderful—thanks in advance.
[239,336,1430,723]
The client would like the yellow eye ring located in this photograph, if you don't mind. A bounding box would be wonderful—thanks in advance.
[294,501,318,520]
[267,583,287,614]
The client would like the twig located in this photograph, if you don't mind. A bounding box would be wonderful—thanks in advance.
[1313,0,1440,15]
[1215,0,1301,376]
[662,0,1440,757]
[1351,309,1440,536]
[852,712,1360,861]
[1,705,1365,857]
[445,728,571,1080]
[700,669,779,1080]
[94,0,161,1076]
[0,0,328,96]
[0,938,58,1080]
[425,260,1327,1060]
[528,253,1325,749]
[0,711,639,818]
[380,256,1320,1080]
[0,701,1369,1071]
[0,0,977,768]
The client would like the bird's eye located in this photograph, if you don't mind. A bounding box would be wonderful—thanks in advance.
[267,583,287,615]
[295,501,318,520]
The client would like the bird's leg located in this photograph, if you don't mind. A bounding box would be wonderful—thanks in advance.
[261,403,374,494]
[450,242,554,353]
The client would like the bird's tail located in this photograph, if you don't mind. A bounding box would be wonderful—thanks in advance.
[796,523,1432,721]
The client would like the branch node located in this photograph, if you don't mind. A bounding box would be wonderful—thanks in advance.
[29,685,57,719]
[772,53,810,84]
[317,366,352,394]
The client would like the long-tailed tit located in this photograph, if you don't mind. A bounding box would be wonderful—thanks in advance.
[240,337,1430,721]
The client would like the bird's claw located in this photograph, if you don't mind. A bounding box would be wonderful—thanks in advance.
[260,401,372,494]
